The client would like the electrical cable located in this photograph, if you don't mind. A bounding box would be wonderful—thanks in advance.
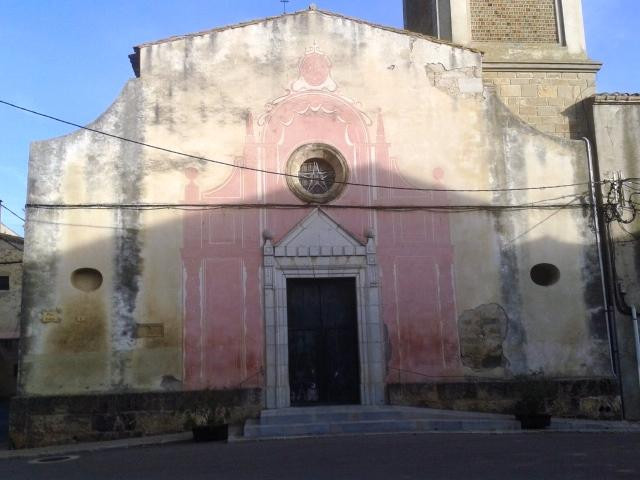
[606,220,632,316]
[24,201,590,213]
[617,223,640,243]
[504,195,584,245]
[0,202,25,222]
[0,99,609,194]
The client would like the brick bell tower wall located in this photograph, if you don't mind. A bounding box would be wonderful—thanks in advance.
[403,0,600,140]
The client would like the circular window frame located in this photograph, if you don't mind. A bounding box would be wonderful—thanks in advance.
[286,144,349,204]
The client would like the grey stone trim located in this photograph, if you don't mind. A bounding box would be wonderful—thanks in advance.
[263,214,385,409]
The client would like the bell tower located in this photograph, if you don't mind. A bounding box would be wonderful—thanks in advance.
[404,0,601,140]
[403,0,451,40]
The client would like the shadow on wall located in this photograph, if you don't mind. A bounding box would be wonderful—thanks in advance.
[11,97,621,448]
[18,147,613,390]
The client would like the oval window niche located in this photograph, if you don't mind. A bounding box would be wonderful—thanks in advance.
[530,263,560,287]
[71,268,103,292]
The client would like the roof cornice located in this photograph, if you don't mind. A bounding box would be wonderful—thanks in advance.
[593,93,640,105]
[483,60,602,73]
[133,7,479,53]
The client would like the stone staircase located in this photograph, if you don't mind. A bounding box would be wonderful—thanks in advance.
[238,405,521,440]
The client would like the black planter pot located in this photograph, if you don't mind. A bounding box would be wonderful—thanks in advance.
[192,424,229,442]
[516,414,551,430]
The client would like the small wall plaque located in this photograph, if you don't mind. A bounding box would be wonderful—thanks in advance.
[41,310,62,324]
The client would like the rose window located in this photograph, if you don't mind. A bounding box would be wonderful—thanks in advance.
[298,158,336,194]
[286,144,348,203]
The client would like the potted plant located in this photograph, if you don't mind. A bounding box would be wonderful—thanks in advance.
[513,374,554,430]
[185,408,229,442]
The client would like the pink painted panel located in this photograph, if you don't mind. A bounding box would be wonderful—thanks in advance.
[182,258,203,389]
[203,258,244,388]
[181,46,462,394]
[208,211,236,244]
[395,257,443,369]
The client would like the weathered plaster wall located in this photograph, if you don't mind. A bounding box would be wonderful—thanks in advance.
[19,79,160,395]
[19,9,612,409]
[592,95,640,419]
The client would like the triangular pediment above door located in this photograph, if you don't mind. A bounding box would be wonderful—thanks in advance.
[276,209,365,249]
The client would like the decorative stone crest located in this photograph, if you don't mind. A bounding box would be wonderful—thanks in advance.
[292,44,337,92]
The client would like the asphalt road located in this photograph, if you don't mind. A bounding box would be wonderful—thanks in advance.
[1,432,639,479]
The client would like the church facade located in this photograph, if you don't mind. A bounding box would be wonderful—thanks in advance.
[11,1,633,447]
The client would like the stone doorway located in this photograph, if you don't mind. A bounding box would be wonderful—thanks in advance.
[263,209,385,409]
[287,277,360,406]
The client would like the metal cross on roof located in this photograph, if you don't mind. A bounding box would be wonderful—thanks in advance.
[280,0,290,14]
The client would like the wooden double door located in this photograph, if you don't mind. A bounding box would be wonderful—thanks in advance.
[287,278,361,406]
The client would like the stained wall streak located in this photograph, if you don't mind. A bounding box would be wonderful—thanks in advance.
[110,83,145,389]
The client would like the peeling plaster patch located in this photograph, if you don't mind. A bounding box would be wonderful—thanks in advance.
[458,78,484,94]
[424,63,482,98]
[458,303,508,369]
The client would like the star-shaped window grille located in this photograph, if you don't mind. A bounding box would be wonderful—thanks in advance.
[298,158,336,194]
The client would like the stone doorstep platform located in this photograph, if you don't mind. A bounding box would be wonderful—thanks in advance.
[238,405,522,440]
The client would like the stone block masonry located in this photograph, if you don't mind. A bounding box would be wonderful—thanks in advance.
[8,388,262,449]
[388,378,621,420]
[483,71,596,139]
[470,0,559,43]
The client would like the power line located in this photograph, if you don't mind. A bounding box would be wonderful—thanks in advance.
[25,202,589,213]
[505,195,583,245]
[0,98,606,194]
[617,223,640,243]
[0,202,25,222]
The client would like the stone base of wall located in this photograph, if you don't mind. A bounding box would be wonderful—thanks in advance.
[388,379,621,420]
[9,388,262,449]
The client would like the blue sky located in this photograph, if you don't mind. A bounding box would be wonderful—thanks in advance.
[0,0,638,235]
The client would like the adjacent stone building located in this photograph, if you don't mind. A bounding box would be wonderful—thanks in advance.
[10,2,632,447]
[591,93,640,420]
[0,228,22,398]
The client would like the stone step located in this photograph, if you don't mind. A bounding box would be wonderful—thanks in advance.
[243,417,520,438]
[256,406,511,425]
[241,406,521,439]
